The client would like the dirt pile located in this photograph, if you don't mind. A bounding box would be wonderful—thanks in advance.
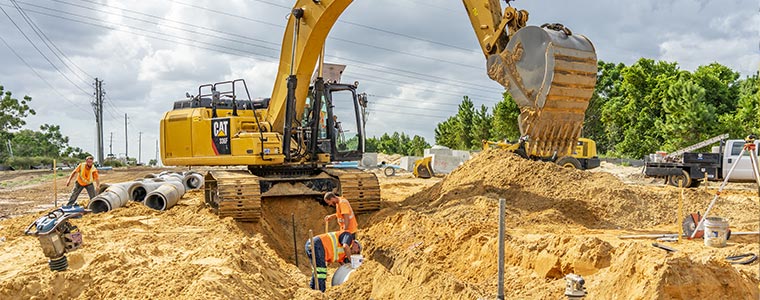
[326,149,759,299]
[0,191,321,300]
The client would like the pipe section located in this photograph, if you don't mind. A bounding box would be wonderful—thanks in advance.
[182,172,204,190]
[128,180,166,202]
[88,181,135,213]
[144,183,184,211]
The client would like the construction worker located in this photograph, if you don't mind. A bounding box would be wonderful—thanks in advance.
[64,156,99,207]
[323,192,358,237]
[304,231,362,292]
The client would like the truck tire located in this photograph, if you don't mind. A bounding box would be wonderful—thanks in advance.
[668,170,691,188]
[557,157,582,170]
[689,180,701,188]
[383,166,396,177]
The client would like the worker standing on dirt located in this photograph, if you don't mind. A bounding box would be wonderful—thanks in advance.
[323,192,358,237]
[64,156,99,207]
[304,231,362,292]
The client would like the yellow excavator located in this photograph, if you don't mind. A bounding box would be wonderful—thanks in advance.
[483,137,601,170]
[160,0,598,222]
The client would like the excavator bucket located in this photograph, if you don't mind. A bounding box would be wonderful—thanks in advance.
[487,25,597,157]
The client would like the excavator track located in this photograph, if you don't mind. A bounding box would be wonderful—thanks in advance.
[204,171,262,222]
[335,170,381,213]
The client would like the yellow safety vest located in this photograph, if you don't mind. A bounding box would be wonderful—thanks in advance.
[78,163,96,185]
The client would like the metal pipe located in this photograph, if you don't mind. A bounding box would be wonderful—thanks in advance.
[89,181,135,213]
[144,183,184,211]
[309,229,317,291]
[497,198,506,300]
[292,213,298,267]
[691,148,746,239]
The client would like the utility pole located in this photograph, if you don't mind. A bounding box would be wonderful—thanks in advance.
[92,78,104,164]
[138,131,142,164]
[124,113,128,160]
[155,139,159,165]
[6,140,12,157]
[109,132,113,157]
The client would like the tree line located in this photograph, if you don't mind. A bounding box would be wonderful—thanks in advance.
[431,59,759,159]
[0,85,90,169]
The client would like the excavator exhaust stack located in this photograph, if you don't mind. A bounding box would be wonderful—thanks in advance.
[487,24,597,157]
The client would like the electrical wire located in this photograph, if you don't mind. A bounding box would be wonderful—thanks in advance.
[11,0,92,86]
[15,2,503,96]
[0,34,90,111]
[0,5,92,96]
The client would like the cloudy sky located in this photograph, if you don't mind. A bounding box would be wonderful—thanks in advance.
[0,0,757,163]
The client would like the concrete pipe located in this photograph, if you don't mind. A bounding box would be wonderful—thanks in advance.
[182,172,204,190]
[88,181,135,213]
[97,183,110,194]
[128,180,166,202]
[144,183,184,211]
[159,173,184,183]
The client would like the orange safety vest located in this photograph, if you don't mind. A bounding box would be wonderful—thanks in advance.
[319,232,347,263]
[335,197,358,233]
[76,163,97,185]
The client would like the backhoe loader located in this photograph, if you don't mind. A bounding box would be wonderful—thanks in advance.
[160,0,598,222]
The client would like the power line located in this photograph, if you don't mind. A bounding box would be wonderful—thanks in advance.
[66,0,484,75]
[10,0,92,86]
[53,0,281,51]
[14,2,503,97]
[0,34,90,111]
[249,0,476,53]
[370,102,457,114]
[0,5,92,97]
[367,108,449,119]
[161,0,498,90]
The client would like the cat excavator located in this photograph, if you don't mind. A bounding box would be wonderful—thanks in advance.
[160,0,597,222]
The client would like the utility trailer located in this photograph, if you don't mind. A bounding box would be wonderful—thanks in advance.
[644,139,760,188]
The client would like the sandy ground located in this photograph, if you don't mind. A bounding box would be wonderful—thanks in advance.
[0,153,757,299]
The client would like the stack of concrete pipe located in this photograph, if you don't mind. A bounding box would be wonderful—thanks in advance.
[88,171,204,213]
[88,181,137,213]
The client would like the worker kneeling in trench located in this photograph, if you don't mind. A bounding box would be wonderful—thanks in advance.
[304,230,362,292]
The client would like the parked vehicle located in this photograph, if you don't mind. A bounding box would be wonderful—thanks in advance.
[644,138,759,187]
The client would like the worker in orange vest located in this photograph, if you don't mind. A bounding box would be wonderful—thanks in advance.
[323,192,358,237]
[64,156,99,207]
[304,231,361,292]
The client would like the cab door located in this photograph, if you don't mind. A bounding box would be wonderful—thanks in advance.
[723,140,759,180]
[325,84,364,162]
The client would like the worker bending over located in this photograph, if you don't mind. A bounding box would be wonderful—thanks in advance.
[304,231,361,292]
[64,156,99,207]
[323,192,358,238]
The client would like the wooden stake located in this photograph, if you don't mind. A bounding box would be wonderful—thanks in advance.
[53,159,57,207]
[678,178,684,243]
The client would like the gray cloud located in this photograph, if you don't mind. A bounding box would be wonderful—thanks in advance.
[0,0,756,158]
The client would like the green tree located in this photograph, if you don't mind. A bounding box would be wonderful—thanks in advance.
[692,63,740,115]
[0,85,36,159]
[407,135,430,156]
[490,93,520,142]
[584,61,624,153]
[657,78,715,151]
[455,96,475,150]
[470,104,492,149]
[434,116,459,149]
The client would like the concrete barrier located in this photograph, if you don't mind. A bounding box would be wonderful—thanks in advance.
[452,150,471,161]
[360,153,378,168]
[400,156,422,172]
[431,154,463,174]
[424,145,453,157]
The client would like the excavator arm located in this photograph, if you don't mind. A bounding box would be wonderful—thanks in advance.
[266,0,597,159]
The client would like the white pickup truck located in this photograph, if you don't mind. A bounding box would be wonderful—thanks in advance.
[644,139,759,187]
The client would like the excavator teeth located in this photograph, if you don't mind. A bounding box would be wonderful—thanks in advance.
[492,25,597,157]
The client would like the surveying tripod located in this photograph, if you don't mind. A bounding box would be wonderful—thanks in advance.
[690,134,760,239]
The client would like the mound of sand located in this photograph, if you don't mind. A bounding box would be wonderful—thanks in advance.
[327,149,759,299]
[0,191,320,300]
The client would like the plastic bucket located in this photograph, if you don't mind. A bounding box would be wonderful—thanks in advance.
[703,217,729,248]
[350,254,364,269]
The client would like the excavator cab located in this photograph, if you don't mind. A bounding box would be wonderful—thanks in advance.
[302,81,367,163]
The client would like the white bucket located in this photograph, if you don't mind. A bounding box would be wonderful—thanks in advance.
[350,254,364,269]
[703,217,729,248]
